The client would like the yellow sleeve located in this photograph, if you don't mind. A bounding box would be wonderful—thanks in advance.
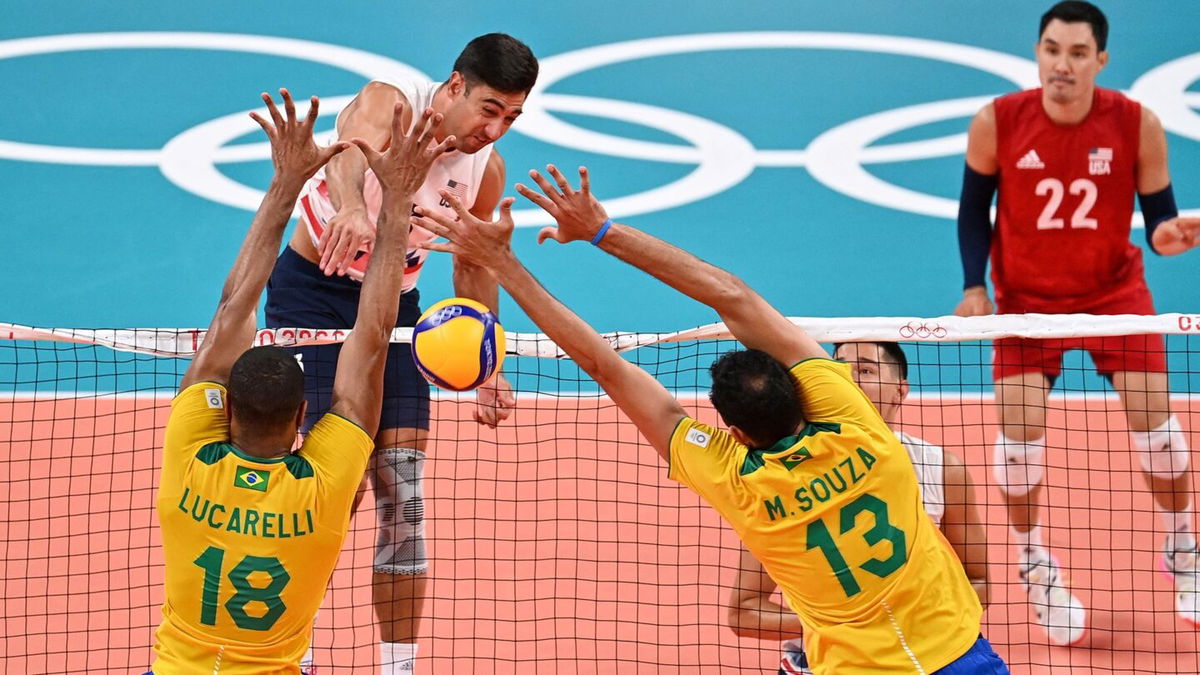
[790,358,887,430]
[299,412,374,510]
[164,383,230,462]
[667,417,744,500]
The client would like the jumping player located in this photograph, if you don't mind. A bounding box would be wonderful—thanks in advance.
[953,0,1200,643]
[264,34,535,673]
[727,341,990,674]
[415,166,1008,674]
[151,92,450,673]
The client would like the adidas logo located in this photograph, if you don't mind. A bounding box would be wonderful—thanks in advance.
[1016,149,1045,170]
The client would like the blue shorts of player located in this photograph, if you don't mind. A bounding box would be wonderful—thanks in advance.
[265,246,431,432]
[777,636,1007,675]
[932,636,1008,674]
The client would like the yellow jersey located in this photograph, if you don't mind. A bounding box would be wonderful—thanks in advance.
[669,359,981,674]
[152,382,373,674]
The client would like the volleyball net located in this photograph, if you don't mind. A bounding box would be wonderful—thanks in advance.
[2,315,1199,674]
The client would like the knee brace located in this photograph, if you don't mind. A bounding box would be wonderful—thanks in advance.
[1133,416,1190,480]
[370,447,428,575]
[993,434,1046,497]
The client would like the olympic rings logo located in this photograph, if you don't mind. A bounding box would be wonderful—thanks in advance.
[897,322,948,339]
[3,31,1200,227]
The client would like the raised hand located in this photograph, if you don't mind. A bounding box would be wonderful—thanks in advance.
[514,165,610,245]
[350,104,456,198]
[412,193,517,270]
[249,89,348,189]
[1151,216,1200,256]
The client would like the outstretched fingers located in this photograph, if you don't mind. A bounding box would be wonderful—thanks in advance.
[248,111,275,138]
[349,137,383,165]
[412,204,461,238]
[437,189,474,222]
[578,166,590,195]
[413,108,439,150]
[546,164,574,195]
[260,91,285,130]
[430,134,457,157]
[516,182,556,214]
[389,101,408,150]
[304,95,321,132]
[318,141,352,164]
[279,88,297,126]
[528,169,563,204]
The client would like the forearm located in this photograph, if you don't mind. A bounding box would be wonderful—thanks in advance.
[957,164,996,290]
[728,600,805,641]
[453,259,501,312]
[492,257,618,378]
[597,223,747,315]
[325,149,368,213]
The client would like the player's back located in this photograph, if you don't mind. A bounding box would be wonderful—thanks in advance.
[992,87,1143,309]
[670,360,981,674]
[152,383,373,674]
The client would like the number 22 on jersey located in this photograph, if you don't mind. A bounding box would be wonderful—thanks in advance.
[1036,177,1099,230]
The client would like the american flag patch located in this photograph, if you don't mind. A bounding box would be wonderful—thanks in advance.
[445,179,469,201]
[1089,147,1113,161]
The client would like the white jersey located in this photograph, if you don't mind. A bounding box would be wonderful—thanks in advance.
[298,77,494,290]
[777,431,946,675]
[895,430,946,527]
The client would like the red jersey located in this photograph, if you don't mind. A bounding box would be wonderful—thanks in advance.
[992,87,1144,311]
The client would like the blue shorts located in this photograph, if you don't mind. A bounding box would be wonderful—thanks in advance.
[265,245,431,432]
[933,636,1009,674]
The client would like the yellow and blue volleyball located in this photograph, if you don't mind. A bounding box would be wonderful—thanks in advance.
[411,298,506,392]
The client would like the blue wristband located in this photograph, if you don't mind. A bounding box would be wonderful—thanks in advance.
[590,218,613,245]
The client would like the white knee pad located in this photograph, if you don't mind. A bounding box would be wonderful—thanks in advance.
[993,434,1046,497]
[370,447,428,575]
[1134,416,1190,481]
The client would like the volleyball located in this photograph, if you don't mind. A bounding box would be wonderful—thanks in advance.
[411,298,506,391]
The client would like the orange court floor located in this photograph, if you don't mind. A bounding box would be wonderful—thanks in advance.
[3,395,1199,673]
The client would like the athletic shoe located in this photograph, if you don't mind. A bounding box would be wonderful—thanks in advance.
[1019,555,1086,645]
[1162,541,1200,627]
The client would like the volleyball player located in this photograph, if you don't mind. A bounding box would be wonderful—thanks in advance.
[727,341,990,674]
[151,92,450,674]
[953,1,1200,641]
[264,35,535,671]
[414,167,1008,674]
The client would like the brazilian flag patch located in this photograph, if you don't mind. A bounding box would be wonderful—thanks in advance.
[234,466,269,492]
[779,447,813,472]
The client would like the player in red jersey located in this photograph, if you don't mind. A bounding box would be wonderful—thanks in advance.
[954,1,1200,644]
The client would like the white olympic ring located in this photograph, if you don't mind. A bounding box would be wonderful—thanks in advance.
[2,31,1200,226]
[898,322,948,339]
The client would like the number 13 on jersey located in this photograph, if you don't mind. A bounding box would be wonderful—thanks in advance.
[806,493,908,598]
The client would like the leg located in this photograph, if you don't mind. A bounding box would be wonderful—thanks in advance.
[995,371,1050,535]
[371,290,435,672]
[370,427,431,645]
[1112,370,1190,513]
[1111,368,1199,626]
[992,338,1085,645]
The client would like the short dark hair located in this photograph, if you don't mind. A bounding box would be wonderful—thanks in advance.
[452,33,539,95]
[833,341,909,380]
[709,349,802,448]
[227,346,305,429]
[1040,1,1108,51]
